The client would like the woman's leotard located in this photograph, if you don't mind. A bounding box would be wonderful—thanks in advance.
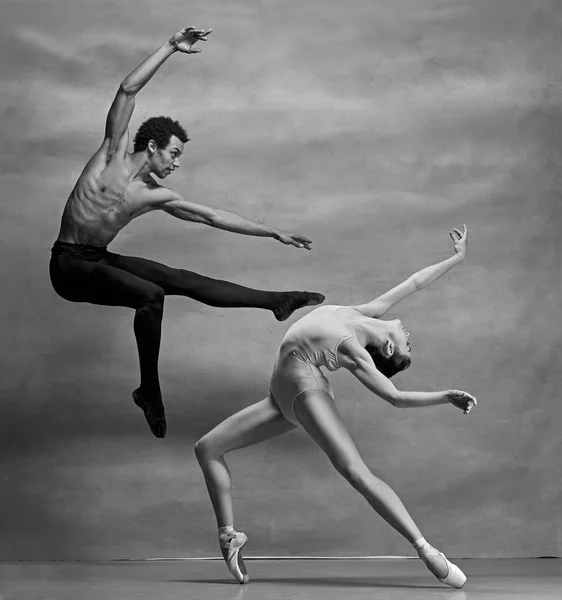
[269,305,355,425]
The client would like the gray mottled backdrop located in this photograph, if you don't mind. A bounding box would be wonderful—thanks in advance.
[1,0,561,559]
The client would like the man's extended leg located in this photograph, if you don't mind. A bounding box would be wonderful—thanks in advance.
[104,253,325,321]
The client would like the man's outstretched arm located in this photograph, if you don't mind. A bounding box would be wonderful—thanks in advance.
[104,26,211,155]
[152,189,312,249]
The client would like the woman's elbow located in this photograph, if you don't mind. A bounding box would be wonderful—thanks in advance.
[386,390,404,408]
[409,275,421,292]
[193,210,218,228]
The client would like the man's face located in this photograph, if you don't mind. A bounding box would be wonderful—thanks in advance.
[152,135,185,179]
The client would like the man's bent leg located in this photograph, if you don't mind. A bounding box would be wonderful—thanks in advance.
[105,253,325,320]
[50,249,167,437]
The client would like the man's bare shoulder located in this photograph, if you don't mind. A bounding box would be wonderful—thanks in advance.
[143,174,163,190]
[128,175,180,211]
[135,175,178,198]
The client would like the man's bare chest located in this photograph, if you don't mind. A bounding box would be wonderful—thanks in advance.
[97,164,132,207]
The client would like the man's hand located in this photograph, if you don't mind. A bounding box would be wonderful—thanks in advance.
[446,389,477,415]
[449,224,468,259]
[274,230,313,250]
[170,26,212,54]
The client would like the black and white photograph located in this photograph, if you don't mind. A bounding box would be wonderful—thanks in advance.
[1,0,561,598]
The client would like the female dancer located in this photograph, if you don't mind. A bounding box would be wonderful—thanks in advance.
[195,225,476,588]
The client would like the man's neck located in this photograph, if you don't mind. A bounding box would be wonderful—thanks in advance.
[128,151,153,180]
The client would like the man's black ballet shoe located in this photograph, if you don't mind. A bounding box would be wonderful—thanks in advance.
[133,389,167,438]
[273,292,326,322]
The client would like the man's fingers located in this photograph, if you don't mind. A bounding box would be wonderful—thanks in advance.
[181,26,212,40]
[291,233,312,244]
[453,228,463,238]
[293,241,311,250]
[287,233,313,246]
[280,235,312,249]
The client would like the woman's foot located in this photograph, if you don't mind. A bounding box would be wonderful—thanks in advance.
[132,388,167,438]
[417,543,467,589]
[220,530,249,584]
[273,292,325,321]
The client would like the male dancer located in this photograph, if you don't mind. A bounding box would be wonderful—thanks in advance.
[50,25,324,438]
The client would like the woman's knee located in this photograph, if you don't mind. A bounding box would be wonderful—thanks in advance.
[334,460,374,490]
[194,437,206,459]
[194,435,219,462]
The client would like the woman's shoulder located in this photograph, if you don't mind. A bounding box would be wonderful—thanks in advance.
[315,304,358,314]
[332,305,367,322]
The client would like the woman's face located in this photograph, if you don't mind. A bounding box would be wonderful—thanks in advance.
[389,319,412,355]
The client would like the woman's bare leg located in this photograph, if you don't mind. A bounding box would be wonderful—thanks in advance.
[195,395,294,584]
[293,390,467,588]
[195,395,295,527]
[293,390,422,542]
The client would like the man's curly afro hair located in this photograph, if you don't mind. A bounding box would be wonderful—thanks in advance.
[133,116,189,153]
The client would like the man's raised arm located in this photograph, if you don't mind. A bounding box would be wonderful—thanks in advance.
[104,26,211,155]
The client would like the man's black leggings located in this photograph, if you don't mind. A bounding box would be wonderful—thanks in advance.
[49,241,280,401]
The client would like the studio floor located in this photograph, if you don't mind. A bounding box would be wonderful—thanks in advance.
[0,558,560,600]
